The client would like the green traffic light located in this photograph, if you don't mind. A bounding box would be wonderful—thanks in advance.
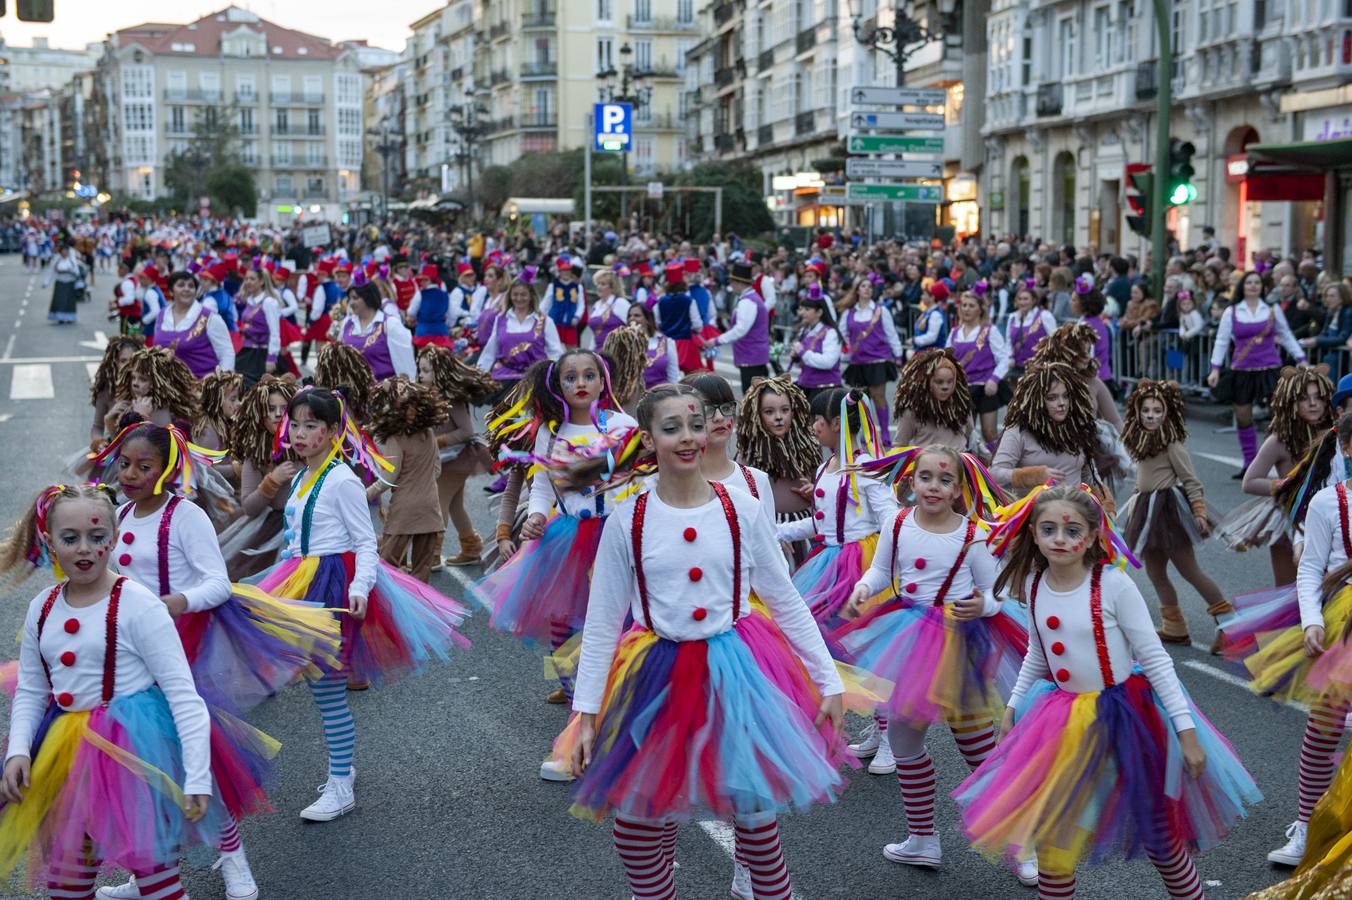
[1167,182,1196,206]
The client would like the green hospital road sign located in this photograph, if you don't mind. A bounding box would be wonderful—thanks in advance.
[846,135,945,155]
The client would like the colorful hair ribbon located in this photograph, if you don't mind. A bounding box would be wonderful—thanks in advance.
[851,446,1007,520]
[89,423,227,497]
[29,484,66,578]
[983,481,1140,570]
[839,392,883,508]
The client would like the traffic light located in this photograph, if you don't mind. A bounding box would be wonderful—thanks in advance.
[17,0,53,22]
[1126,163,1153,237]
[1166,138,1197,206]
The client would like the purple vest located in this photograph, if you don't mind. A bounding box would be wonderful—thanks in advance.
[1229,306,1282,371]
[845,305,891,364]
[489,312,548,381]
[644,337,672,389]
[476,297,504,347]
[796,325,841,388]
[1008,311,1048,367]
[731,289,770,367]
[240,300,273,351]
[156,304,219,378]
[951,324,998,384]
[590,299,626,349]
[1084,315,1113,380]
[342,315,396,381]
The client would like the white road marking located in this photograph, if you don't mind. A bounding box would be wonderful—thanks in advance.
[77,330,108,351]
[0,355,101,365]
[0,414,12,423]
[1193,451,1244,469]
[1179,658,1310,713]
[1,334,13,360]
[10,363,54,400]
[86,362,100,382]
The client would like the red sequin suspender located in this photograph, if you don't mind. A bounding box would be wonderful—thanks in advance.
[1028,566,1114,688]
[35,585,61,687]
[632,483,744,628]
[632,492,652,627]
[156,497,182,597]
[35,576,123,707]
[933,519,980,608]
[737,464,759,499]
[888,508,912,591]
[1338,483,1352,558]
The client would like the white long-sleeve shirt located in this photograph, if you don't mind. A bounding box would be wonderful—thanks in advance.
[777,459,900,545]
[855,513,999,614]
[116,498,231,613]
[449,284,488,327]
[277,286,300,321]
[527,413,640,518]
[475,310,564,373]
[795,322,842,371]
[116,275,139,310]
[911,305,946,350]
[1297,485,1352,631]
[574,487,845,714]
[7,579,214,795]
[716,292,762,345]
[140,285,165,326]
[947,321,1011,381]
[1210,300,1306,369]
[159,301,236,372]
[843,301,904,358]
[342,310,416,379]
[240,293,281,359]
[283,463,380,598]
[1010,567,1194,732]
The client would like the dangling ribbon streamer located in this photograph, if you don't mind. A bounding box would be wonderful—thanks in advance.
[89,423,227,497]
[289,393,395,499]
[983,481,1140,570]
[851,446,1006,520]
[839,392,883,508]
[29,484,66,578]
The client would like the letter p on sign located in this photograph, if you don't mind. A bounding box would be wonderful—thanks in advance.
[594,102,633,153]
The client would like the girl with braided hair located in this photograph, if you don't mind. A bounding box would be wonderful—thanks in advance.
[313,340,376,423]
[366,378,450,584]
[735,376,821,549]
[892,348,973,451]
[218,376,298,579]
[1117,379,1231,650]
[599,322,646,415]
[990,362,1099,499]
[1217,366,1333,586]
[113,346,200,430]
[88,335,143,450]
[417,345,498,568]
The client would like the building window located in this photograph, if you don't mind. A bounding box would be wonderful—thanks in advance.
[634,0,652,23]
[1094,5,1111,68]
[199,71,221,100]
[166,71,186,99]
[236,73,256,100]
[276,175,293,195]
[597,0,612,21]
[240,107,254,134]
[1058,16,1077,78]
[306,142,324,165]
[308,109,321,134]
[337,74,360,105]
[635,39,653,72]
[676,39,694,74]
[276,143,292,164]
[170,106,185,133]
[634,136,654,172]
[275,109,289,132]
[202,107,218,129]
[677,0,694,24]
[241,142,257,164]
[597,37,614,72]
[271,74,291,101]
[121,66,153,99]
[307,177,324,196]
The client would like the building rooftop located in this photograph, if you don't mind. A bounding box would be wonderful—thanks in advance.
[113,5,343,60]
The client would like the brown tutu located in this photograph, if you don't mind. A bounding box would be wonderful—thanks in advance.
[1214,494,1289,552]
[1120,487,1218,556]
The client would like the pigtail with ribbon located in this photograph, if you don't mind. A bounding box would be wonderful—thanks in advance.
[851,445,1006,519]
[984,481,1140,570]
[839,391,883,508]
[89,422,227,497]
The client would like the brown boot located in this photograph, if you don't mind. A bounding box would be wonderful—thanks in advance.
[1156,604,1191,644]
[546,687,567,704]
[1206,600,1234,655]
[445,531,484,567]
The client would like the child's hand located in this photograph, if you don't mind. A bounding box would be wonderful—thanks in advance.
[790,478,814,501]
[348,592,368,620]
[571,713,597,778]
[497,538,517,560]
[814,693,845,732]
[520,513,546,542]
[1304,625,1327,658]
[160,594,188,617]
[1178,729,1207,778]
[0,756,30,803]
[844,583,871,617]
[272,461,299,483]
[998,707,1016,742]
[184,794,210,822]
[132,397,153,417]
[1193,515,1211,537]
[951,592,985,620]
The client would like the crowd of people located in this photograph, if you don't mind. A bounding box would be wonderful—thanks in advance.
[4,211,1352,900]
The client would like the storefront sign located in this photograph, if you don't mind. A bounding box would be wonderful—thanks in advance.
[1304,106,1352,142]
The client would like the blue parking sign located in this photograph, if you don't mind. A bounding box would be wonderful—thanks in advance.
[594,102,633,153]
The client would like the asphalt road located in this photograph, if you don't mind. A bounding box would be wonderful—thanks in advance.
[0,258,1327,899]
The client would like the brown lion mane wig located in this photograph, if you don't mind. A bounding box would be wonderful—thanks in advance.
[231,375,297,469]
[1267,365,1334,462]
[416,344,498,407]
[892,348,973,434]
[367,376,450,441]
[1121,379,1188,461]
[1003,361,1100,458]
[735,375,821,481]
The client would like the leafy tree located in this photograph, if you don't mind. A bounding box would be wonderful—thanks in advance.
[163,105,254,214]
[671,161,774,241]
[205,162,257,217]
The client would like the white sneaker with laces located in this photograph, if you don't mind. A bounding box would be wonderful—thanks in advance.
[539,757,575,782]
[300,772,356,821]
[868,735,897,775]
[1014,855,1039,887]
[212,847,260,900]
[730,862,753,899]
[848,723,881,759]
[1268,821,1309,866]
[883,833,942,869]
[95,879,139,899]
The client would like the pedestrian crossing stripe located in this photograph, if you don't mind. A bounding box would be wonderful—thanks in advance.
[10,363,54,400]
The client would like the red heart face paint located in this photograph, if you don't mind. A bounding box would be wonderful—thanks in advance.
[938,461,947,468]
[91,518,99,524]
[1062,514,1070,522]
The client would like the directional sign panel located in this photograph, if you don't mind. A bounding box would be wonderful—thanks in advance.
[845,158,944,179]
[850,111,945,131]
[847,135,945,155]
[851,86,947,107]
[845,183,944,203]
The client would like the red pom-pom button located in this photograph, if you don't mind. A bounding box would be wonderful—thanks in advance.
[1055,669,1070,683]
[691,607,707,621]
[683,527,697,542]
[915,558,927,570]
[812,534,825,542]
[814,511,825,520]
[63,618,79,635]
[121,533,134,544]
[1051,642,1065,656]
[59,651,76,667]
[118,554,132,566]
[688,567,703,582]
[815,488,825,498]
[905,582,918,593]
[56,692,74,707]
[1046,615,1061,630]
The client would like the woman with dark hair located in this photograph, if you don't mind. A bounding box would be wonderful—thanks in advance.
[45,241,86,325]
[339,281,416,381]
[789,295,842,401]
[627,303,680,389]
[1071,276,1115,393]
[152,271,235,377]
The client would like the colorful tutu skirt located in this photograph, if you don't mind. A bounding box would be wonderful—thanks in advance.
[472,513,604,645]
[1119,487,1217,557]
[177,584,343,715]
[1223,583,1352,703]
[953,672,1261,876]
[836,601,1028,726]
[792,533,889,626]
[1216,495,1290,552]
[0,688,232,884]
[1253,749,1352,899]
[219,508,285,581]
[559,616,848,823]
[254,553,470,687]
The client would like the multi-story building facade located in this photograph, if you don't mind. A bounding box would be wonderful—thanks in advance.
[94,6,366,223]
[364,61,407,216]
[0,38,102,95]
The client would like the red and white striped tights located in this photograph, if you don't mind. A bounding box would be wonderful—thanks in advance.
[890,716,998,836]
[612,815,793,900]
[48,853,185,900]
[1298,699,1350,823]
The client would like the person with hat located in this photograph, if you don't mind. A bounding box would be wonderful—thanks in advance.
[301,259,344,365]
[633,260,657,310]
[112,258,143,337]
[198,262,237,332]
[408,263,454,349]
[654,260,703,353]
[390,254,418,313]
[267,263,305,363]
[678,257,719,373]
[711,262,770,394]
[542,256,587,348]
[449,262,488,332]
[134,263,166,340]
[235,265,283,385]
[913,280,951,351]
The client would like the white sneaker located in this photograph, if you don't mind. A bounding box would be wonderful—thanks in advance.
[95,879,140,900]
[848,723,881,758]
[868,735,897,775]
[883,833,942,869]
[300,772,355,821]
[730,862,753,900]
[1013,855,1039,887]
[539,757,575,782]
[1268,820,1309,866]
[212,847,260,900]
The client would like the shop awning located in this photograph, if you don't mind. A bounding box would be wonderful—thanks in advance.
[1241,139,1347,201]
[1248,138,1352,170]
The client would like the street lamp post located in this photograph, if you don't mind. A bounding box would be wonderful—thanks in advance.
[597,42,652,223]
[449,101,490,221]
[366,122,400,223]
[848,2,945,87]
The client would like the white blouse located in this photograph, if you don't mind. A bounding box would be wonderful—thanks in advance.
[116,499,231,613]
[7,580,213,796]
[856,513,999,613]
[574,487,844,714]
[777,459,900,546]
[283,463,380,599]
[159,301,236,372]
[1010,567,1193,731]
[526,413,640,519]
[1297,484,1352,631]
[474,310,565,373]
[796,322,842,371]
[946,322,1012,380]
[1209,300,1306,368]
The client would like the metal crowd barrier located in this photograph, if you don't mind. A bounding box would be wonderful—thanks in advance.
[1111,327,1216,395]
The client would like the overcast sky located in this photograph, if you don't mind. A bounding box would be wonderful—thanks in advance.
[0,0,419,54]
